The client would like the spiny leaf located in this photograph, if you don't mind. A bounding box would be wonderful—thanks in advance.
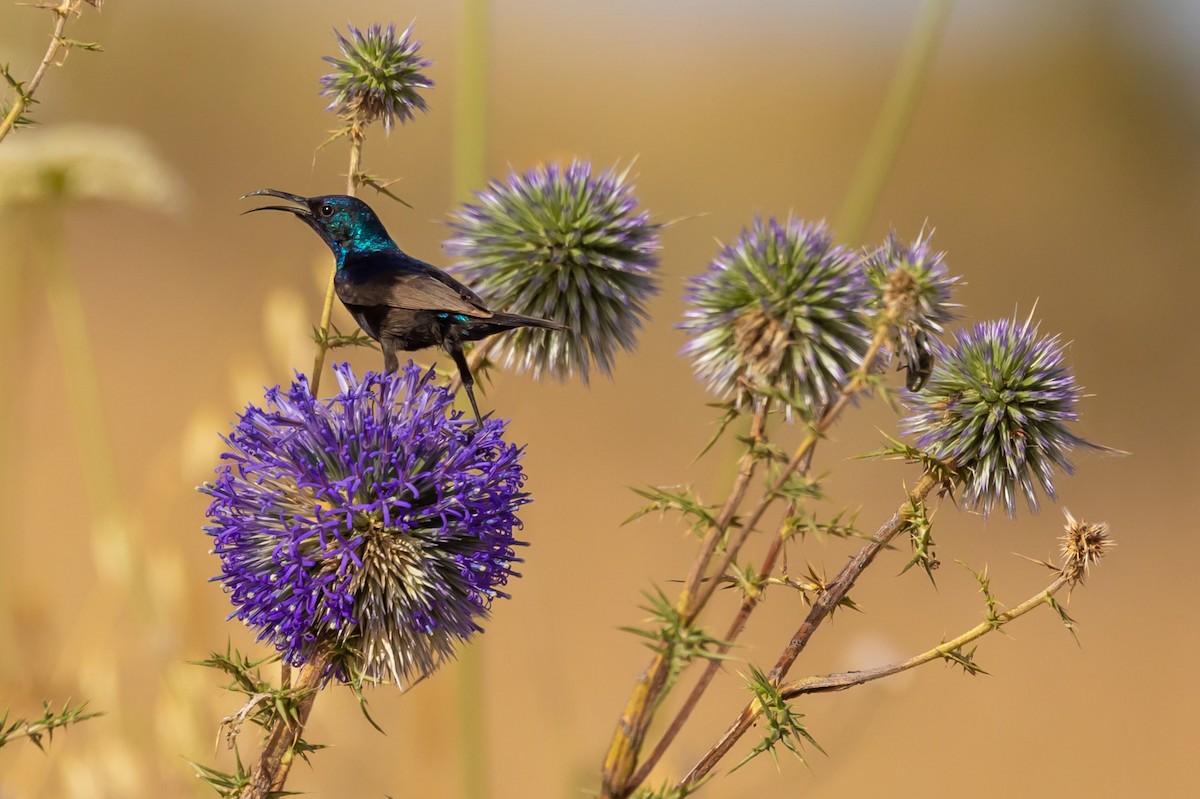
[732,666,825,772]
[1045,595,1080,647]
[899,495,939,584]
[940,643,988,676]
[693,401,740,462]
[0,699,100,751]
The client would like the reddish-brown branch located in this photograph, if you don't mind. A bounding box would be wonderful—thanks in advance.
[240,652,330,799]
[678,472,938,788]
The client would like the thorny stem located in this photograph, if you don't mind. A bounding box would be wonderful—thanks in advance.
[627,325,890,789]
[677,551,1080,788]
[0,0,85,144]
[778,571,1074,700]
[240,651,330,799]
[679,471,940,788]
[310,127,364,397]
[601,398,771,798]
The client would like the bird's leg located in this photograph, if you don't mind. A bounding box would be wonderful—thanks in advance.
[382,338,400,373]
[449,344,483,424]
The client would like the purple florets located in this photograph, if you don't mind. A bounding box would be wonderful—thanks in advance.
[901,314,1095,517]
[201,362,527,686]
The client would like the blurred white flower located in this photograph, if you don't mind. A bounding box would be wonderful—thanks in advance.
[0,124,183,210]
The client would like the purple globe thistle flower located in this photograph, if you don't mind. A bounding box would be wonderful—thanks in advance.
[445,161,661,382]
[200,362,528,687]
[901,313,1098,517]
[679,217,872,419]
[861,229,961,389]
[319,23,433,134]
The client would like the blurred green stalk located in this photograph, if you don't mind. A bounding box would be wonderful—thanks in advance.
[36,203,132,584]
[835,0,954,244]
[454,2,490,798]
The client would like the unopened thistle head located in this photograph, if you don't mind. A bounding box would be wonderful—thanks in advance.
[445,161,660,382]
[200,363,528,687]
[901,313,1098,517]
[320,23,433,133]
[862,229,960,388]
[679,217,871,419]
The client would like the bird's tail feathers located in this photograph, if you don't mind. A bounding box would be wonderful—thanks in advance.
[462,312,565,341]
[490,311,564,331]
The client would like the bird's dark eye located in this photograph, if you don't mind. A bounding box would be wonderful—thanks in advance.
[319,203,334,218]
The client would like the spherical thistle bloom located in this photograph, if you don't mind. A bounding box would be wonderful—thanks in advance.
[319,22,433,133]
[861,228,960,386]
[200,362,528,687]
[445,161,661,382]
[901,313,1100,518]
[679,217,872,419]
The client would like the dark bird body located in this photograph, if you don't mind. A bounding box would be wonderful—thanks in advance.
[244,189,563,421]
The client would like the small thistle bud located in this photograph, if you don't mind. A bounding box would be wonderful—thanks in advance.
[445,161,661,382]
[1058,509,1113,584]
[200,363,528,687]
[862,229,960,389]
[319,23,433,133]
[679,217,871,419]
[901,313,1099,517]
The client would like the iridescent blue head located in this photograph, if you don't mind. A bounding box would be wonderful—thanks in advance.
[243,189,396,265]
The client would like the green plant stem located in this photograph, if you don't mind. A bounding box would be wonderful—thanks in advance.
[38,203,128,582]
[454,3,491,798]
[0,0,80,143]
[779,571,1073,699]
[834,0,953,244]
[310,128,364,397]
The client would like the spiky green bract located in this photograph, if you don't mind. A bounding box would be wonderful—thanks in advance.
[320,23,433,133]
[862,228,960,373]
[901,314,1096,517]
[679,217,871,420]
[201,362,528,688]
[445,161,661,382]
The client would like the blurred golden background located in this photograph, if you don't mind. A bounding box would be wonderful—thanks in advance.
[1,0,1196,796]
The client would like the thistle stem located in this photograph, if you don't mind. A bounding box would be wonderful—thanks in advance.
[628,324,891,789]
[834,0,953,244]
[779,571,1073,699]
[601,398,770,798]
[0,0,82,143]
[679,471,940,788]
[678,545,1081,786]
[310,128,364,397]
[241,652,330,799]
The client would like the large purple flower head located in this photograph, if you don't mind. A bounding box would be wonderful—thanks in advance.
[319,23,433,133]
[445,161,661,382]
[901,313,1097,517]
[200,362,528,687]
[679,217,872,420]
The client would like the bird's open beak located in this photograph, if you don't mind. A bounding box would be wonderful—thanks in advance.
[240,188,313,219]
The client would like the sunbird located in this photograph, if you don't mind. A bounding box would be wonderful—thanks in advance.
[244,189,563,422]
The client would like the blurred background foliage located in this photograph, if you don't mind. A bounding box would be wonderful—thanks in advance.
[0,1,1196,797]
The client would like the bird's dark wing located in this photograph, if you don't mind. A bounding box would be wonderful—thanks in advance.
[336,251,492,318]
